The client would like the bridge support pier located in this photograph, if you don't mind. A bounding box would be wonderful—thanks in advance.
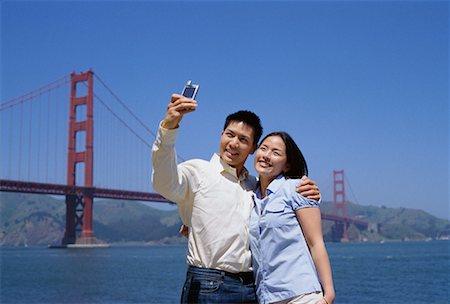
[331,221,349,242]
[62,190,97,246]
[62,194,78,245]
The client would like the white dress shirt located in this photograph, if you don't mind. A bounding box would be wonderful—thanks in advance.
[152,124,257,273]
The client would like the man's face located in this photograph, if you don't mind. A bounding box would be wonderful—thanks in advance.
[220,121,256,171]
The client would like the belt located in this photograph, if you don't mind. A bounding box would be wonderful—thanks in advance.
[187,265,254,285]
[222,269,254,285]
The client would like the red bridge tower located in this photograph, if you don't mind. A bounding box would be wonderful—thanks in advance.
[62,70,96,245]
[332,169,348,241]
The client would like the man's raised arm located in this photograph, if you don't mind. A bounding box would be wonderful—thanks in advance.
[151,94,197,215]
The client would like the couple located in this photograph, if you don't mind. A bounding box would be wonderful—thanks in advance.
[151,94,335,304]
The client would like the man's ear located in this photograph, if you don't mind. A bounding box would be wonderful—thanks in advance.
[250,144,257,155]
[283,164,290,174]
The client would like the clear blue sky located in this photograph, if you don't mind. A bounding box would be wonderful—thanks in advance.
[2,1,449,219]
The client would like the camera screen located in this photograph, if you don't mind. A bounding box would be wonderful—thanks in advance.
[183,87,196,98]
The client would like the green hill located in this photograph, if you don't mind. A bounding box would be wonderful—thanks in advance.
[1,192,449,246]
[0,192,183,246]
[320,201,450,242]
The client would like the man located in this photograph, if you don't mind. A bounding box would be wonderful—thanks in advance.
[152,94,321,303]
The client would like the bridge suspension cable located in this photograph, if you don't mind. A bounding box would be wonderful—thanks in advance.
[1,75,69,184]
[92,88,152,149]
[92,72,186,162]
[0,74,70,111]
[345,174,361,205]
[94,73,157,139]
[2,70,188,190]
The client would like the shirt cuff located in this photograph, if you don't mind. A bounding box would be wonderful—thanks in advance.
[157,120,179,145]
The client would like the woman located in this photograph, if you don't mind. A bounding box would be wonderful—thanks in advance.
[249,131,335,304]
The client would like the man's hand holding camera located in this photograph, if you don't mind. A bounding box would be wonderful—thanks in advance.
[162,94,197,130]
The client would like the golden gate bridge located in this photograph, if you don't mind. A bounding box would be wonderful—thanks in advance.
[0,70,368,246]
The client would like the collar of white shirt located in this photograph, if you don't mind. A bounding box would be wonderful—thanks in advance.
[210,153,249,182]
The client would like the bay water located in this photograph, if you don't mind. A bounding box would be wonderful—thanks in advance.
[1,241,449,303]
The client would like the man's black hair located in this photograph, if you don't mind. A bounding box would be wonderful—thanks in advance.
[223,110,263,145]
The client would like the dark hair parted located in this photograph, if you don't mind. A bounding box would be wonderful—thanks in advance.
[224,110,263,145]
[260,131,308,178]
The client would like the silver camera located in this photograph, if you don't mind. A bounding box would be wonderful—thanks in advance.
[181,80,199,99]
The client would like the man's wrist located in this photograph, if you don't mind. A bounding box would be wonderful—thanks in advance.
[161,120,179,129]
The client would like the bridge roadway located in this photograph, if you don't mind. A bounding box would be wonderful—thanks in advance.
[0,179,368,229]
[0,179,169,203]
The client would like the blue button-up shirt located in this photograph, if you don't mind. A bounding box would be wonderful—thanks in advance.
[249,176,322,304]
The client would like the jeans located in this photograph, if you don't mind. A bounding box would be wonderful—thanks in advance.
[180,265,257,304]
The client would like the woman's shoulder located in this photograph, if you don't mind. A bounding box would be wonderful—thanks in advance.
[274,178,301,198]
[282,178,303,190]
[281,178,319,209]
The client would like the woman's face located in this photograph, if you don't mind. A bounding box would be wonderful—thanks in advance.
[254,135,288,181]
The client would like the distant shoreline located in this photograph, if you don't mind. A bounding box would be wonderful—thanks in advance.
[2,238,449,249]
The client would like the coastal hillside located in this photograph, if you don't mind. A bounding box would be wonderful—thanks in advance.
[319,201,450,242]
[1,192,449,246]
[0,192,183,246]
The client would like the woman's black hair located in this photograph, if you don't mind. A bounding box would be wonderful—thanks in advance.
[259,131,308,178]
